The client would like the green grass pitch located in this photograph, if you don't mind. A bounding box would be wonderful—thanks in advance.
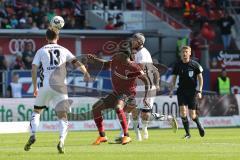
[0,128,239,160]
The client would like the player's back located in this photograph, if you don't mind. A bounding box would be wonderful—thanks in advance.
[135,47,156,89]
[32,43,75,87]
[135,47,153,63]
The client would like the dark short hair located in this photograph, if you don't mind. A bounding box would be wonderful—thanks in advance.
[46,27,59,41]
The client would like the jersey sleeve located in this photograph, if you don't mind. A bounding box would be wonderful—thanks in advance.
[32,51,41,66]
[65,49,76,62]
[172,61,179,75]
[195,61,203,74]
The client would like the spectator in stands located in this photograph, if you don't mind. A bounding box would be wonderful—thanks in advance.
[10,14,18,28]
[114,13,124,30]
[176,36,189,59]
[17,18,27,29]
[46,8,56,22]
[217,68,231,95]
[105,17,115,30]
[31,22,39,30]
[7,73,22,98]
[82,20,96,29]
[218,12,235,51]
[126,0,135,10]
[190,31,204,60]
[0,46,7,70]
[12,53,25,70]
[22,42,35,69]
[65,17,77,29]
[1,18,12,29]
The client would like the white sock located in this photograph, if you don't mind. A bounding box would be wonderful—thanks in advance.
[133,120,139,133]
[142,120,149,132]
[59,119,69,144]
[30,112,40,136]
[127,113,132,126]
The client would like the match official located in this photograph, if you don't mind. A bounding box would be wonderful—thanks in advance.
[169,46,205,139]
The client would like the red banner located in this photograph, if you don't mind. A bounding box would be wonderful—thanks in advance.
[0,37,75,55]
[0,37,125,56]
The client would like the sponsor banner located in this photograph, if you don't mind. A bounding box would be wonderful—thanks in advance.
[9,70,112,97]
[1,95,239,122]
[0,97,117,122]
[39,120,120,132]
[210,50,240,69]
[210,70,240,94]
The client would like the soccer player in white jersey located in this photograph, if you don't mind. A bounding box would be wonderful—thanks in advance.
[130,33,177,141]
[24,27,91,154]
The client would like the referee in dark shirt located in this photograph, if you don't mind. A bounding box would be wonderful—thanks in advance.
[169,46,205,139]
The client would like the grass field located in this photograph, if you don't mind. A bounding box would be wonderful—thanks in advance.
[0,128,239,160]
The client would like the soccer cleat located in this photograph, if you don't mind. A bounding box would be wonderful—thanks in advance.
[182,134,191,139]
[168,115,178,133]
[92,136,108,145]
[152,113,165,121]
[198,126,205,137]
[122,136,131,145]
[57,141,65,154]
[24,135,36,151]
[114,136,122,144]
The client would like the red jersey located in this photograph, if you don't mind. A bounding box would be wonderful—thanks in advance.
[111,54,143,96]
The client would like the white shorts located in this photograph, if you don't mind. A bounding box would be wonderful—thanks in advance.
[135,86,157,109]
[34,86,71,112]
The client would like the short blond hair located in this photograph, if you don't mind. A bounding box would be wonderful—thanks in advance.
[181,46,191,51]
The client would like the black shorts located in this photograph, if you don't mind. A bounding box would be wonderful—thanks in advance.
[177,90,198,110]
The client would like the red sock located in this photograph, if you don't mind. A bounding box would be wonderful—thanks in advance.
[94,116,105,136]
[116,108,129,136]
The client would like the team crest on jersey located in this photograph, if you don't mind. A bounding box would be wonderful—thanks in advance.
[188,70,194,77]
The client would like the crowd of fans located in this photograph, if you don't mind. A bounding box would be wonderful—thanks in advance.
[0,0,139,30]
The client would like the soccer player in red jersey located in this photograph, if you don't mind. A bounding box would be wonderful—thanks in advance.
[88,49,150,145]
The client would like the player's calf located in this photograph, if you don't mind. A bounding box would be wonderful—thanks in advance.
[57,141,65,154]
[24,135,36,151]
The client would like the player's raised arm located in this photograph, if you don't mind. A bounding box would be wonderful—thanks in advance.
[71,59,91,81]
[87,54,111,70]
[152,65,160,90]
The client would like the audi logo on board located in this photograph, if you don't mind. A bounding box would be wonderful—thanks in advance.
[9,39,36,54]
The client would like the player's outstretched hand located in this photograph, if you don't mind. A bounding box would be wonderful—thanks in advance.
[84,72,94,82]
[196,92,202,99]
[87,54,96,60]
[33,88,38,97]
